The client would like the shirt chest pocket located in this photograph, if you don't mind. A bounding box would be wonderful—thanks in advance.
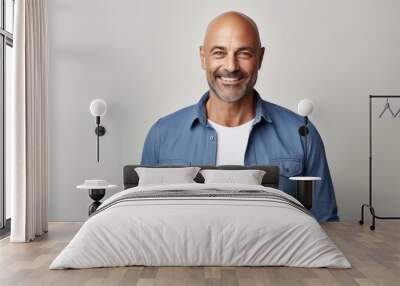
[271,158,303,178]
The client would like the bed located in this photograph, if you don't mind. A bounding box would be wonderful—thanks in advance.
[50,165,350,269]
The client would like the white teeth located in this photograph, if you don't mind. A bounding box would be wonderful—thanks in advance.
[220,77,240,82]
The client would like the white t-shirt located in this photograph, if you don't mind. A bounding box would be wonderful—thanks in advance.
[208,119,254,166]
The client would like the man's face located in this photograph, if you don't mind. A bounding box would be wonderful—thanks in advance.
[200,17,264,102]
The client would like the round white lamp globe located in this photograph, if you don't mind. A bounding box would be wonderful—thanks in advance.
[298,99,314,117]
[89,99,107,117]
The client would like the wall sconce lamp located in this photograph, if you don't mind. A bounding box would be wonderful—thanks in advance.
[290,99,321,210]
[297,99,314,169]
[89,99,107,162]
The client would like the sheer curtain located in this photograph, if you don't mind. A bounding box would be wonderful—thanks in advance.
[9,0,48,242]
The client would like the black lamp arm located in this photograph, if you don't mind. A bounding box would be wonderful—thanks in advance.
[94,116,106,162]
[298,116,309,176]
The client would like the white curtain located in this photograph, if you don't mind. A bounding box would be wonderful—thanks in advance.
[9,0,48,242]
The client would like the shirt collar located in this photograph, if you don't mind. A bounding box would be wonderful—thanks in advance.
[189,90,272,128]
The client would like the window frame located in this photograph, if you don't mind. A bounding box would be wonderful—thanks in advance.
[0,0,14,232]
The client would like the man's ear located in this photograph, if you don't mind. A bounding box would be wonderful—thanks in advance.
[200,46,206,70]
[258,47,265,70]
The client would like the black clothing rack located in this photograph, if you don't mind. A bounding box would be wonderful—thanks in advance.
[360,95,400,230]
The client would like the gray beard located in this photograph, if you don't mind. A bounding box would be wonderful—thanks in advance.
[208,82,249,103]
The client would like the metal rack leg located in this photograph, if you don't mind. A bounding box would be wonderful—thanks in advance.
[359,204,366,225]
[369,206,376,231]
[359,204,376,230]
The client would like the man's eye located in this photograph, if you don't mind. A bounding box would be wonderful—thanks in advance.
[238,52,252,58]
[213,51,225,56]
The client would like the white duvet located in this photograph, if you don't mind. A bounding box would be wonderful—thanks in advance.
[50,183,351,269]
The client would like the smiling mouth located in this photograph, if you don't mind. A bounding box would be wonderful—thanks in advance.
[216,76,244,85]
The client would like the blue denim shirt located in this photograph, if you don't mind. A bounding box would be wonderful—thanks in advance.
[141,91,338,221]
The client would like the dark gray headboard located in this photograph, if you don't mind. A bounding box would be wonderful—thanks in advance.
[123,165,280,189]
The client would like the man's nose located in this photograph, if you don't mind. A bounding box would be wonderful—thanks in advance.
[223,54,239,73]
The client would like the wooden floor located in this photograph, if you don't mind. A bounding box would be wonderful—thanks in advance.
[0,222,399,286]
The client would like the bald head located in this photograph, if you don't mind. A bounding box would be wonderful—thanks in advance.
[200,12,265,103]
[203,11,262,50]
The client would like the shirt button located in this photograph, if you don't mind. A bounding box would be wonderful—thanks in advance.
[210,135,214,141]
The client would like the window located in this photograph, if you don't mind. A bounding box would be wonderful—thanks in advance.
[0,0,14,234]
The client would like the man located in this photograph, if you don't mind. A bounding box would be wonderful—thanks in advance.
[141,11,338,222]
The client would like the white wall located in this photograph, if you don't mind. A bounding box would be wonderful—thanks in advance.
[47,0,400,222]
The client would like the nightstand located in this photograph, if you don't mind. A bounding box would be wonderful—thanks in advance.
[289,176,321,210]
[77,180,118,215]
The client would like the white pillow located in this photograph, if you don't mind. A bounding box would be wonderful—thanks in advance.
[135,167,201,186]
[200,169,266,185]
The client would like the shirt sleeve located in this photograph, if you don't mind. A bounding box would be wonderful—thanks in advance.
[306,122,339,222]
[140,120,161,166]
